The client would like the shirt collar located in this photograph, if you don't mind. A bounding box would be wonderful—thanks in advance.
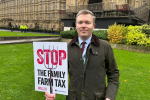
[69,34,100,47]
[78,36,92,45]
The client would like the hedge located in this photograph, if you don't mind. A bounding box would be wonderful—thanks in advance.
[60,30,108,40]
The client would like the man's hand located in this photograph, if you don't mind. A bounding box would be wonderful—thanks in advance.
[45,92,56,100]
[105,98,110,100]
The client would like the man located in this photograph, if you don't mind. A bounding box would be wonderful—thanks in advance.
[45,10,119,100]
[15,24,17,28]
[10,23,13,32]
[24,24,28,33]
[20,24,24,32]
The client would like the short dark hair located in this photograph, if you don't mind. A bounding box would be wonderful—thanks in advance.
[76,10,96,24]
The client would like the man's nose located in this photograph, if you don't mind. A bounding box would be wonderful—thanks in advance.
[81,23,86,27]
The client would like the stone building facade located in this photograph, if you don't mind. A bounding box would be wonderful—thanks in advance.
[66,0,150,9]
[0,0,66,31]
[103,0,150,8]
[0,0,149,31]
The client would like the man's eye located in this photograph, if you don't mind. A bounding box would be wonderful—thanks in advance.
[86,22,90,24]
[78,22,82,24]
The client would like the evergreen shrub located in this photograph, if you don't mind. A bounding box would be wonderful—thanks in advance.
[93,30,108,40]
[127,24,150,37]
[60,30,78,39]
[60,30,108,40]
[141,25,150,37]
[107,23,127,44]
[126,29,150,47]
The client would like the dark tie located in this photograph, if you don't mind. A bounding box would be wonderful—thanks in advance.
[81,42,86,54]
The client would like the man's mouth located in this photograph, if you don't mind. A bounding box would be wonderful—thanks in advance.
[81,30,87,32]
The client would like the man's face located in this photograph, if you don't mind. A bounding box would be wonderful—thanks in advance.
[75,14,95,40]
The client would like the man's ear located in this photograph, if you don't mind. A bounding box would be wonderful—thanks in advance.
[75,23,76,27]
[93,23,96,28]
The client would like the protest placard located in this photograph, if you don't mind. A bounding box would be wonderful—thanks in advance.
[33,42,68,95]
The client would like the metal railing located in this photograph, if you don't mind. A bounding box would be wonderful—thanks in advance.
[60,2,150,23]
[60,2,135,19]
[133,3,150,23]
[68,2,117,13]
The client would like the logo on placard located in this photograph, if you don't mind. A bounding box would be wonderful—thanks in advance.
[55,89,66,93]
[38,86,47,91]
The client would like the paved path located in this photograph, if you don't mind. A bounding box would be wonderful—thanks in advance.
[0,29,52,34]
[0,29,60,45]
[0,29,30,33]
[0,37,60,45]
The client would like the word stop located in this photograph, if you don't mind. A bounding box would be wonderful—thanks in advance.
[37,49,66,65]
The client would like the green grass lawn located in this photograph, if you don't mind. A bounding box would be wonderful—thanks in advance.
[0,31,59,36]
[0,43,150,100]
